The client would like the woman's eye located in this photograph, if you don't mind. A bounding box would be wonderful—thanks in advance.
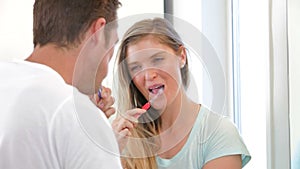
[152,57,164,63]
[130,65,141,73]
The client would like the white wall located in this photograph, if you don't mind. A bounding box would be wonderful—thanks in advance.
[201,0,232,117]
[173,0,232,117]
[0,0,34,61]
[288,0,300,167]
[117,0,163,18]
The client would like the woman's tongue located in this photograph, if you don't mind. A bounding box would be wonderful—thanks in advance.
[151,88,160,94]
[149,87,163,101]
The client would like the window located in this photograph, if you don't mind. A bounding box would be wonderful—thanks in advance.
[233,0,269,168]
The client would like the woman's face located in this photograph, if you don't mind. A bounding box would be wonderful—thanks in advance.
[125,36,186,110]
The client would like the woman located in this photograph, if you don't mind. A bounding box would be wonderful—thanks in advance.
[112,17,251,169]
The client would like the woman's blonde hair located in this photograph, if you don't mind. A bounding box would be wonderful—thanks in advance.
[114,17,189,169]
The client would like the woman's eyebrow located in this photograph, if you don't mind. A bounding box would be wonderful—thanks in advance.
[127,61,139,66]
[149,51,167,58]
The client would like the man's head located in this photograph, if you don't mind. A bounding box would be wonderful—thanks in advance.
[33,0,120,48]
[31,0,120,95]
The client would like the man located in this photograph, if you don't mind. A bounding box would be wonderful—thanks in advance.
[0,0,122,168]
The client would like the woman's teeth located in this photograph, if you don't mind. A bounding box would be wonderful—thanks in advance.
[149,85,164,94]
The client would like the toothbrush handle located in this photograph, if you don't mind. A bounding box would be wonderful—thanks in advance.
[142,102,151,110]
[97,88,102,99]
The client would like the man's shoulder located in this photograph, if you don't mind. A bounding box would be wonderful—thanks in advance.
[1,60,75,111]
[0,60,65,85]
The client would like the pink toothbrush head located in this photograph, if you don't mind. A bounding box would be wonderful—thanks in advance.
[141,88,163,110]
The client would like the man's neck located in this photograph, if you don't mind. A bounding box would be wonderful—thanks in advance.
[26,44,78,85]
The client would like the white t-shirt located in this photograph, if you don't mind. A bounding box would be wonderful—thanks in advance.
[0,61,122,169]
[156,106,251,169]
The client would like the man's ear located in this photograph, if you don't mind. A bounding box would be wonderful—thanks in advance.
[89,18,106,44]
[91,18,106,33]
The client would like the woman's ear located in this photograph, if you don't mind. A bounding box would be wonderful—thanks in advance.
[179,46,187,68]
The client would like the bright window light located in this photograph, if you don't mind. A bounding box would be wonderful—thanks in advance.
[237,0,269,168]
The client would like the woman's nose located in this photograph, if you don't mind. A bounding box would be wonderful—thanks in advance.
[144,68,157,81]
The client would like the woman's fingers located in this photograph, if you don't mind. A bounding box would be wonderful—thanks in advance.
[112,116,136,152]
[121,108,147,122]
[111,108,147,152]
[115,128,131,152]
[112,108,146,132]
[114,117,134,132]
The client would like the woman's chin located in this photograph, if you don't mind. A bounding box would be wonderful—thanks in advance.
[151,100,167,112]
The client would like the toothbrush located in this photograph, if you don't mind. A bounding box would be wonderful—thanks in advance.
[97,87,102,99]
[141,102,151,110]
[141,89,163,110]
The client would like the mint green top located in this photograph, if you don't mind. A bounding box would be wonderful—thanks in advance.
[156,106,251,169]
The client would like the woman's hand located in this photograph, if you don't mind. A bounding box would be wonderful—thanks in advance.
[112,108,146,152]
[90,86,116,118]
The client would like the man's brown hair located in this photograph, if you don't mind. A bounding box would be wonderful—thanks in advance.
[33,0,120,48]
